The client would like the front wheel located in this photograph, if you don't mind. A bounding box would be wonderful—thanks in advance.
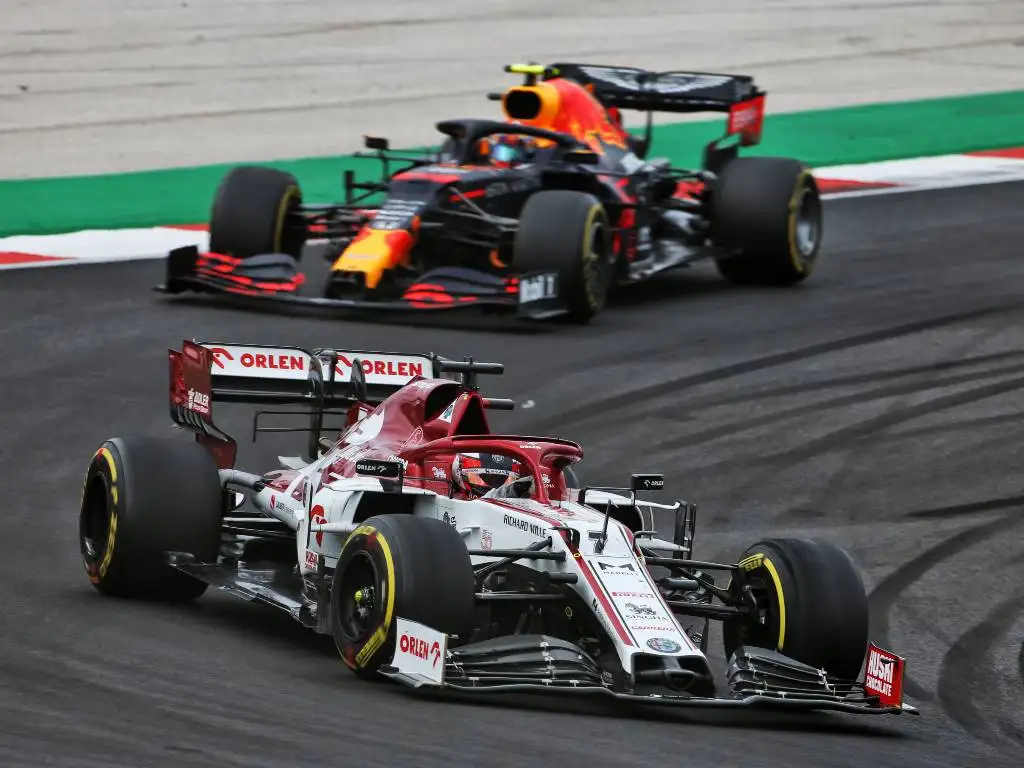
[330,515,476,679]
[513,190,614,324]
[709,157,823,286]
[209,165,307,260]
[723,537,869,681]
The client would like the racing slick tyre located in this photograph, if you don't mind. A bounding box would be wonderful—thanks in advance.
[209,165,307,260]
[513,190,614,324]
[722,537,869,681]
[331,514,476,680]
[708,157,822,286]
[79,437,223,601]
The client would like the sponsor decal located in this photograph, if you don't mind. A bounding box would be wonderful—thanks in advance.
[646,637,682,654]
[304,550,318,570]
[481,528,493,551]
[611,591,656,598]
[209,347,234,369]
[624,602,658,618]
[442,511,457,528]
[432,466,446,480]
[400,632,442,668]
[391,618,447,684]
[309,504,327,546]
[864,644,904,707]
[727,95,766,141]
[186,388,210,415]
[518,273,558,304]
[204,344,426,383]
[597,560,637,573]
[371,199,425,231]
[519,442,542,449]
[239,351,304,371]
[503,513,546,537]
[355,458,403,479]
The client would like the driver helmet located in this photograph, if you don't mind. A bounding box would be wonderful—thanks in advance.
[452,452,523,497]
[477,134,535,167]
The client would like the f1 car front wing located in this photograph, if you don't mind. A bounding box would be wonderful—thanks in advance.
[154,246,568,321]
[381,623,920,717]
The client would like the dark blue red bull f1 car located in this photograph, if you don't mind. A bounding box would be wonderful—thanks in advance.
[157,62,824,323]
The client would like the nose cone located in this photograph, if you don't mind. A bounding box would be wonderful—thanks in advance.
[331,227,416,290]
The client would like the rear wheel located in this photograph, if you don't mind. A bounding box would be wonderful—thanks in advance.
[209,165,307,260]
[513,190,614,323]
[723,537,869,680]
[79,437,223,601]
[709,157,823,286]
[331,515,476,679]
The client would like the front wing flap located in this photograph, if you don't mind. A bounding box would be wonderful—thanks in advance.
[153,245,566,320]
[381,620,920,716]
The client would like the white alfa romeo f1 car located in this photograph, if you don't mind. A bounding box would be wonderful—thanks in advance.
[78,339,917,717]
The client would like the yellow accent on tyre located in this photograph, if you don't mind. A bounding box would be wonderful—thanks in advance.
[760,555,786,649]
[355,530,396,668]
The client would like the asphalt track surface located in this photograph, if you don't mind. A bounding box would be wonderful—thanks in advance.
[3,182,1024,767]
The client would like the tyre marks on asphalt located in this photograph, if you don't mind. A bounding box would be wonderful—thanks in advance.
[531,302,1024,433]
[937,591,1024,752]
[865,509,1022,696]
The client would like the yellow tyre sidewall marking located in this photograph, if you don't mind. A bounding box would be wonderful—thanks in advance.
[787,171,814,276]
[343,525,397,668]
[580,204,605,310]
[86,445,120,583]
[98,445,118,484]
[738,551,787,651]
[273,185,300,253]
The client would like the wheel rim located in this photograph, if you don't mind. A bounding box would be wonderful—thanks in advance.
[80,472,111,566]
[336,551,380,644]
[736,571,783,651]
[793,186,822,259]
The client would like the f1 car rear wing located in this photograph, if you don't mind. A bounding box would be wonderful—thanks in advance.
[196,342,435,406]
[546,62,763,116]
[168,340,511,467]
[503,62,767,161]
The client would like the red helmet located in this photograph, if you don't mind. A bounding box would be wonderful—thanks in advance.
[451,452,523,497]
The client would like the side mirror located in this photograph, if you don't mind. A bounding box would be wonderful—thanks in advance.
[364,135,390,151]
[631,473,664,492]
